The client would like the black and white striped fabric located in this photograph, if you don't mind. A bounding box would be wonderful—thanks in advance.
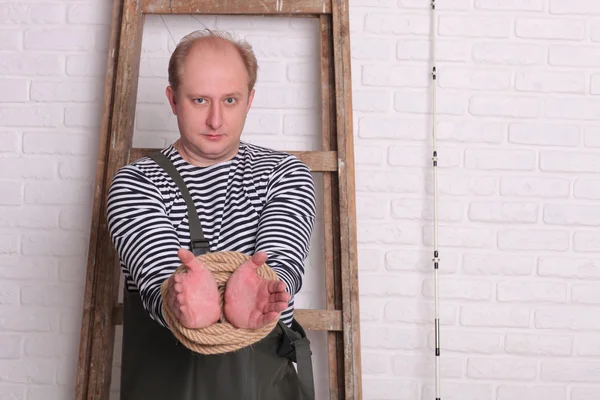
[106,141,317,328]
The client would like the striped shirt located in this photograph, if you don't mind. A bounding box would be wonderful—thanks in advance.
[106,141,316,327]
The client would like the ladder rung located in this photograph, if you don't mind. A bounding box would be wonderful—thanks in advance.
[112,304,342,331]
[141,0,332,15]
[128,148,338,172]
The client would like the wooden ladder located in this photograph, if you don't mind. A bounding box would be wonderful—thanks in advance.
[75,0,361,399]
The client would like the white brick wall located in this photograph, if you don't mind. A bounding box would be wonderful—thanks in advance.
[2,1,600,399]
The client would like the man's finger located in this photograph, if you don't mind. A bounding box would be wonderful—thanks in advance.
[266,279,286,294]
[244,251,268,271]
[178,248,205,272]
[269,292,290,303]
[263,301,287,313]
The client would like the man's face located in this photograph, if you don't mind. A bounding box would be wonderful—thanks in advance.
[166,42,255,165]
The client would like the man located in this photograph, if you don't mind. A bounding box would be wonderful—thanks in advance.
[106,29,316,399]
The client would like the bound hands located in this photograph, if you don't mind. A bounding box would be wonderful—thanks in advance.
[166,248,290,330]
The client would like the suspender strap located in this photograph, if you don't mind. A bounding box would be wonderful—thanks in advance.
[149,151,210,256]
[277,319,315,400]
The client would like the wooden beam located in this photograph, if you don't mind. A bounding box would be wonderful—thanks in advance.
[141,0,332,15]
[128,147,338,172]
[113,304,342,331]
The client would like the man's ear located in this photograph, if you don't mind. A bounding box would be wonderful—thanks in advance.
[166,86,178,115]
[246,89,255,113]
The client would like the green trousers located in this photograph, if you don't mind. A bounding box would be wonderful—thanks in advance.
[120,290,314,400]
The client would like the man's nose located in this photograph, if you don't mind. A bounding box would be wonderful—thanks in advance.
[207,103,223,130]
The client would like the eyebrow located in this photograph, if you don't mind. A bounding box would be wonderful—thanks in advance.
[188,92,243,98]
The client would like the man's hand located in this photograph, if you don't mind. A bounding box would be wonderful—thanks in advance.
[224,252,291,329]
[166,248,221,329]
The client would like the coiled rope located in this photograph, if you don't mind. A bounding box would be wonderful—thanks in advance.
[160,251,279,354]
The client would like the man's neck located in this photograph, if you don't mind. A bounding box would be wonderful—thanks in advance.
[174,139,239,167]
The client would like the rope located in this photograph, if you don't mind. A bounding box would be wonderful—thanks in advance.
[160,251,279,355]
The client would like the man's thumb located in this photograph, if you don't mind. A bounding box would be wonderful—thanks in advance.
[247,251,268,270]
[178,248,202,272]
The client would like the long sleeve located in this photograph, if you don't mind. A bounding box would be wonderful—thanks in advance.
[106,164,181,327]
[254,156,317,297]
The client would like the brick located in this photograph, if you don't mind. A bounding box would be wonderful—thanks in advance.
[0,3,64,24]
[385,301,456,325]
[359,298,385,322]
[542,360,600,382]
[465,149,535,171]
[286,62,318,84]
[0,54,63,76]
[59,312,81,334]
[516,70,585,94]
[497,385,567,400]
[516,18,586,40]
[463,253,534,276]
[468,202,538,223]
[0,30,21,51]
[546,98,600,120]
[361,352,390,375]
[0,132,19,153]
[0,359,55,384]
[359,274,420,297]
[572,283,600,304]
[24,334,77,359]
[391,196,464,222]
[439,15,510,38]
[576,335,600,356]
[357,195,388,219]
[593,23,600,42]
[352,0,396,5]
[508,123,580,146]
[24,29,95,51]
[363,379,418,400]
[550,45,600,67]
[0,256,57,281]
[0,207,58,229]
[498,229,569,251]
[359,117,427,140]
[0,307,57,332]
[439,330,501,353]
[67,3,112,24]
[0,181,21,206]
[385,250,459,274]
[550,0,600,15]
[0,106,62,127]
[427,173,496,197]
[21,233,87,256]
[365,13,429,35]
[461,305,530,327]
[592,75,600,95]
[59,207,91,232]
[584,126,600,147]
[27,386,73,400]
[469,96,539,118]
[349,10,364,33]
[0,386,24,400]
[65,105,102,128]
[21,284,83,308]
[362,326,426,350]
[0,157,55,180]
[352,90,392,113]
[475,0,544,11]
[538,256,600,280]
[66,54,107,77]
[25,182,91,205]
[423,226,494,248]
[31,80,102,102]
[535,307,600,330]
[473,43,545,65]
[0,232,18,255]
[423,277,492,301]
[395,91,466,115]
[400,0,470,9]
[501,176,570,198]
[388,146,461,168]
[363,65,429,88]
[58,157,94,181]
[355,145,383,166]
[0,79,27,102]
[58,256,87,283]
[352,38,392,60]
[251,86,316,110]
[574,178,600,200]
[23,132,92,155]
[246,35,315,59]
[437,121,505,144]
[497,281,567,303]
[422,383,493,400]
[467,357,537,380]
[393,354,463,378]
[439,68,511,91]
[356,170,422,193]
[0,336,20,358]
[541,151,600,173]
[358,222,421,244]
[571,387,600,400]
[397,40,469,62]
[544,204,600,226]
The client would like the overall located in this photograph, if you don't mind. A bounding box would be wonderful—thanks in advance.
[119,152,315,400]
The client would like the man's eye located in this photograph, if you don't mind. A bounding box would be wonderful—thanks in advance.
[194,98,205,104]
[225,98,236,104]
